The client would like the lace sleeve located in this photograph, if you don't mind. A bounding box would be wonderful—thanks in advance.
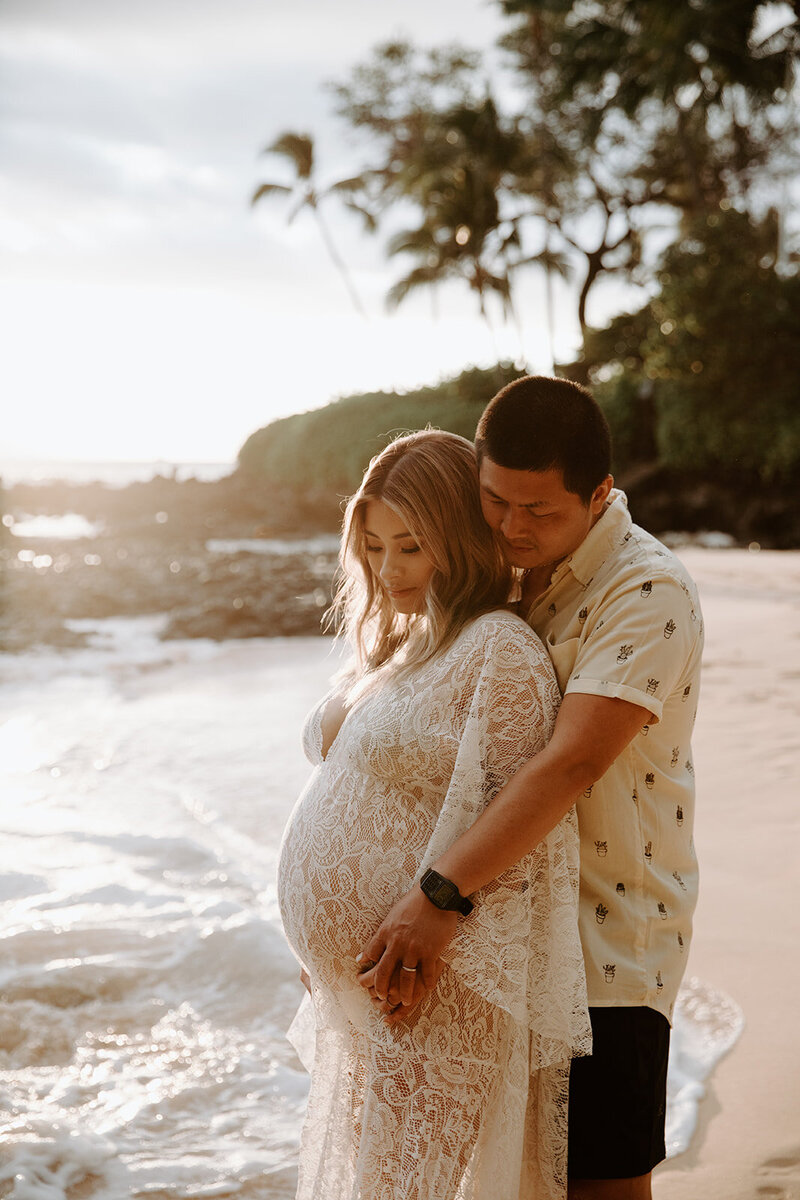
[420,615,591,1068]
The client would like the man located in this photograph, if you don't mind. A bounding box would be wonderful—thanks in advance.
[357,375,703,1199]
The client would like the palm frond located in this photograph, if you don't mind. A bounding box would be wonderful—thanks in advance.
[386,226,439,258]
[251,182,292,206]
[386,265,447,310]
[328,174,370,194]
[516,247,572,280]
[263,132,314,179]
[343,201,379,233]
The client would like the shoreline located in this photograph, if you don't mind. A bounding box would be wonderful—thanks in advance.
[1,472,341,652]
[3,471,797,655]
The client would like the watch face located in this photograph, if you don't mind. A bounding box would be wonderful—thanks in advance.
[431,879,456,908]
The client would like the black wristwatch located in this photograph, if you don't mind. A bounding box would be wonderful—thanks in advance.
[419,868,474,916]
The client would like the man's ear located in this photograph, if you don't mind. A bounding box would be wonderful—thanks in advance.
[590,475,614,514]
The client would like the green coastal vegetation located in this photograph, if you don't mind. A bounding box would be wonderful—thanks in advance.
[244,2,800,539]
[239,211,800,533]
[238,364,521,495]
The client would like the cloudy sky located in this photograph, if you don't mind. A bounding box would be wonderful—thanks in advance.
[2,0,634,465]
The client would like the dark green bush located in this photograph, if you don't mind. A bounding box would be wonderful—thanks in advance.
[238,363,523,494]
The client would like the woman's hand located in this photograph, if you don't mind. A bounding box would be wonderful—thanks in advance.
[356,887,458,1009]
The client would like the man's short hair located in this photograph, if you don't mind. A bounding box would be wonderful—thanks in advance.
[475,375,612,504]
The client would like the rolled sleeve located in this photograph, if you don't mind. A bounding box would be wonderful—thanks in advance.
[564,573,701,723]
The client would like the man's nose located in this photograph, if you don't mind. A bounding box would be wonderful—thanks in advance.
[501,507,528,538]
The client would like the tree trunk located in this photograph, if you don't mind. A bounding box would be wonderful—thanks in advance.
[313,206,367,318]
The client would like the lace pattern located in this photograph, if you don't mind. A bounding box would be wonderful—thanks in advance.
[278,612,590,1200]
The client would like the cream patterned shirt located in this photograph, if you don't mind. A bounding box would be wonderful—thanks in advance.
[525,490,703,1023]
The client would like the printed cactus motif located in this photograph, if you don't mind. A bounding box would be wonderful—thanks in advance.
[641,724,650,736]
[685,759,694,775]
[641,581,653,598]
[646,678,659,696]
[603,963,616,983]
[617,644,634,663]
[676,805,684,826]
[578,607,589,623]
[671,746,680,766]
[595,840,608,857]
[583,783,594,798]
[663,619,676,639]
[644,841,653,864]
[616,882,626,897]
[656,970,663,991]
[548,603,556,617]
[658,901,667,920]
[682,685,692,703]
[677,931,684,951]
[673,870,687,891]
[631,789,639,804]
[645,772,655,789]
[595,903,609,924]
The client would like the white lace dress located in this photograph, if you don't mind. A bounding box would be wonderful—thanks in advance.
[277,611,590,1200]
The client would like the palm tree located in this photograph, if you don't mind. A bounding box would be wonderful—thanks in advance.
[380,96,563,359]
[252,132,368,317]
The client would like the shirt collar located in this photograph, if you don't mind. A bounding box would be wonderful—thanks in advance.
[553,488,632,589]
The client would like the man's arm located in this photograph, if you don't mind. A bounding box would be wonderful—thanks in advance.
[358,692,651,1006]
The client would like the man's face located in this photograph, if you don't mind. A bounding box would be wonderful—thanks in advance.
[479,456,613,572]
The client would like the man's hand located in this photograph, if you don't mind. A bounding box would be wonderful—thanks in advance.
[356,886,459,1007]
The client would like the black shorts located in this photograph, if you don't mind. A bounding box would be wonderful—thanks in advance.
[568,1006,670,1180]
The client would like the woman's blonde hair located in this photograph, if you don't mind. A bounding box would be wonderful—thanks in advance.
[328,429,512,683]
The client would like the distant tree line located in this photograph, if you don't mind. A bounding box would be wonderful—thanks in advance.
[237,365,521,494]
[250,1,800,485]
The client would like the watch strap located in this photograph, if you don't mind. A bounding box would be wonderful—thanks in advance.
[420,867,474,916]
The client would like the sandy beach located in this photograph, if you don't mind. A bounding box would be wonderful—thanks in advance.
[0,545,798,1198]
[654,549,800,1200]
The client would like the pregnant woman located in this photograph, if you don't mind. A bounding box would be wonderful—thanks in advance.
[277,430,590,1200]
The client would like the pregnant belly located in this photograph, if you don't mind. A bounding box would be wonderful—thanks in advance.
[277,769,435,980]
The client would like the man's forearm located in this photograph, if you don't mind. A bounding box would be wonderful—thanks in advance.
[357,693,651,1004]
[431,692,651,898]
[431,744,586,897]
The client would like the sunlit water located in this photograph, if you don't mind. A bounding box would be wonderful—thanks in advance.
[0,622,741,1198]
[0,461,234,487]
[6,514,104,540]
